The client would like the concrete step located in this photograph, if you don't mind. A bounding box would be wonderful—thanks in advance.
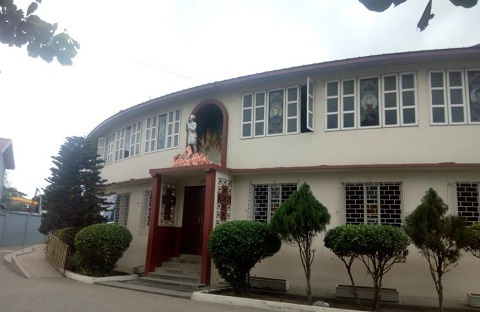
[148,271,200,284]
[160,261,201,272]
[169,254,201,264]
[154,266,201,276]
[136,276,205,291]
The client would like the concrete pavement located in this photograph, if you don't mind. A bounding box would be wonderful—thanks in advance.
[0,245,271,312]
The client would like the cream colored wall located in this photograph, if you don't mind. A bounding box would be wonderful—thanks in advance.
[227,63,480,169]
[106,182,151,272]
[97,59,479,184]
[223,169,480,305]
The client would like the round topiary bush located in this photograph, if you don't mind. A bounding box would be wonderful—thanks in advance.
[74,223,132,277]
[208,220,281,295]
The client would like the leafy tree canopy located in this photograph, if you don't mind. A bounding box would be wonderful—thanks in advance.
[39,136,107,234]
[0,0,79,65]
[404,188,467,312]
[465,223,480,259]
[359,0,477,31]
[271,182,330,304]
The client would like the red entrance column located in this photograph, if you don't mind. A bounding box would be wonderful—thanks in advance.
[145,173,162,275]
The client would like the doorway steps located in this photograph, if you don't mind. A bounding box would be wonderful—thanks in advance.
[135,254,205,291]
[95,254,206,297]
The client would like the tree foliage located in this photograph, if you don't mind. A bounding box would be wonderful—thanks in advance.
[208,220,281,295]
[404,188,467,312]
[0,0,79,65]
[270,182,331,304]
[359,0,477,31]
[324,225,364,308]
[74,223,132,277]
[39,136,107,234]
[465,223,480,259]
[325,224,409,311]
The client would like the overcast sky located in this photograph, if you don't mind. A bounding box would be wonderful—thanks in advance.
[1,0,479,198]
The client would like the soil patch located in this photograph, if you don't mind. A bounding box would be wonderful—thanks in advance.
[210,288,475,312]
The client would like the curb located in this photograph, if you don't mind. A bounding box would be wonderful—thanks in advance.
[65,270,137,284]
[3,246,35,279]
[191,290,361,312]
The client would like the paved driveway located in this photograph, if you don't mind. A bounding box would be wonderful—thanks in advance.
[0,246,264,312]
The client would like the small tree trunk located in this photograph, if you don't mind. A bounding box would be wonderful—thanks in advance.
[437,275,444,312]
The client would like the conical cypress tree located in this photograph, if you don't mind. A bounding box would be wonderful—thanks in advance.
[39,136,107,234]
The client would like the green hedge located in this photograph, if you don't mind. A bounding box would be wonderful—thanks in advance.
[208,220,281,294]
[74,223,132,277]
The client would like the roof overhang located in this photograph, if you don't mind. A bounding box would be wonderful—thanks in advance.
[147,162,480,180]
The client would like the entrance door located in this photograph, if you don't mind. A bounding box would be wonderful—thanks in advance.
[181,186,205,255]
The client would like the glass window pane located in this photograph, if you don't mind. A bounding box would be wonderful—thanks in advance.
[384,93,397,108]
[433,107,445,123]
[344,96,354,111]
[327,98,338,113]
[287,119,297,133]
[451,107,464,123]
[449,71,462,87]
[288,103,297,116]
[243,109,252,122]
[243,95,253,108]
[327,82,338,96]
[384,76,396,91]
[268,90,284,135]
[403,108,416,124]
[256,93,265,106]
[431,72,444,88]
[308,114,313,128]
[343,113,354,128]
[255,107,264,120]
[402,74,414,89]
[450,89,463,105]
[255,122,264,136]
[243,124,251,137]
[327,115,338,129]
[402,91,415,106]
[288,88,297,102]
[385,110,397,125]
[343,80,354,95]
[431,90,444,105]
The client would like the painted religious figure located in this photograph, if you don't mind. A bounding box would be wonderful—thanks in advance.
[268,90,284,134]
[360,78,379,127]
[468,71,480,122]
[186,114,197,153]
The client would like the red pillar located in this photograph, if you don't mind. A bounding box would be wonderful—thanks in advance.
[145,174,162,275]
[200,169,216,285]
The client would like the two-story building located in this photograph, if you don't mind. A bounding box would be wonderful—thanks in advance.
[87,45,480,304]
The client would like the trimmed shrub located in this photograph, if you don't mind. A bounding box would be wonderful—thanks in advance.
[325,224,409,311]
[56,226,83,272]
[466,223,480,258]
[208,220,281,295]
[74,223,132,277]
[405,188,466,312]
[57,226,83,251]
[270,182,330,304]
